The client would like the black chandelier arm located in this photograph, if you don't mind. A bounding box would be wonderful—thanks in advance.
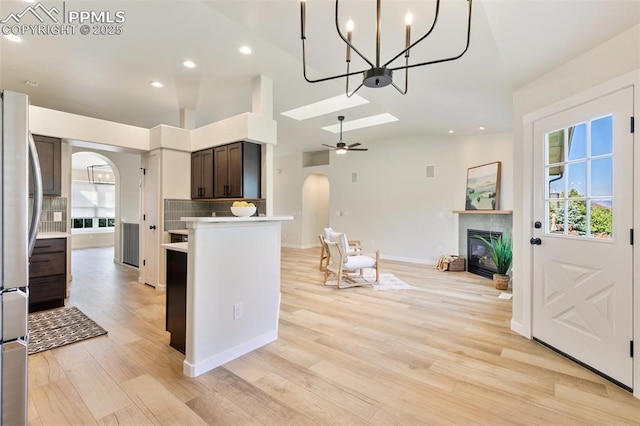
[334,0,375,69]
[390,56,410,95]
[346,82,365,98]
[388,0,473,73]
[302,38,369,84]
[383,0,442,69]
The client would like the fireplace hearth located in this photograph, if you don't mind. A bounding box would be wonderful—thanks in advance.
[467,229,501,279]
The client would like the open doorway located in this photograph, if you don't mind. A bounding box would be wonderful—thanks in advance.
[70,151,118,259]
[70,148,141,268]
[301,173,330,249]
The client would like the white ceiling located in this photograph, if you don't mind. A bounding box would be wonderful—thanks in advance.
[1,0,639,157]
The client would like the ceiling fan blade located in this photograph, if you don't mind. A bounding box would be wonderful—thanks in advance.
[349,148,368,151]
[321,144,336,149]
[347,143,361,148]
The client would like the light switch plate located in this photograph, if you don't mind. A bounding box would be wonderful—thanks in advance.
[53,212,62,222]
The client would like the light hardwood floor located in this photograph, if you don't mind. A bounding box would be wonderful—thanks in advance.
[27,246,640,425]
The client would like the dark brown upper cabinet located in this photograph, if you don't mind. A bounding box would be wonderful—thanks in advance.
[30,134,62,197]
[190,148,214,199]
[213,142,261,199]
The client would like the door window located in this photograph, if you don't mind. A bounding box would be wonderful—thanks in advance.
[545,115,613,239]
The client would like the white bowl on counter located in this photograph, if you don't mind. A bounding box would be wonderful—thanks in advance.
[230,206,257,217]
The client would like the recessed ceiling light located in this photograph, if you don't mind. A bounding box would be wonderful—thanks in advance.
[149,81,164,88]
[182,60,196,68]
[239,45,252,55]
[4,34,22,43]
[479,126,485,130]
[24,80,39,87]
[448,130,454,134]
[321,113,398,133]
[282,94,369,121]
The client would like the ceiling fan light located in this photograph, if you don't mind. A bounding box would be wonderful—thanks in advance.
[336,148,347,155]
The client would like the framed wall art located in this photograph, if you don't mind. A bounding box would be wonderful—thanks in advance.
[465,161,501,210]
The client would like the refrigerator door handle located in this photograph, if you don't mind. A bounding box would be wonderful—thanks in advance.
[28,132,43,257]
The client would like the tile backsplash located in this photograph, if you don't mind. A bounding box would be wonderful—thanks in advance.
[164,199,266,231]
[29,197,68,233]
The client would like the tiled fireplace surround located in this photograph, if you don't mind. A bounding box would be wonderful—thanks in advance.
[457,212,513,275]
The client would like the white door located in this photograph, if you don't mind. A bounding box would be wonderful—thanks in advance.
[532,87,634,389]
[143,153,159,287]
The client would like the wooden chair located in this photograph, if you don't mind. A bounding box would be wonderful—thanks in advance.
[324,240,379,289]
[318,231,362,271]
[318,234,330,271]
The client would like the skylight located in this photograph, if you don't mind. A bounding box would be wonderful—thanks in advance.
[281,94,369,121]
[321,113,398,133]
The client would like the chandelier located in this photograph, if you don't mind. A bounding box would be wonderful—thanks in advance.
[300,0,473,96]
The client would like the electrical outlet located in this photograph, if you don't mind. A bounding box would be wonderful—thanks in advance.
[233,303,243,320]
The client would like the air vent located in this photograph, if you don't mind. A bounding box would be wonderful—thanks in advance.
[426,165,435,178]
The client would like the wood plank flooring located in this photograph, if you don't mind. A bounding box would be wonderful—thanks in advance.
[27,246,640,425]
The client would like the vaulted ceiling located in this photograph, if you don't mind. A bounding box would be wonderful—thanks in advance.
[1,0,638,156]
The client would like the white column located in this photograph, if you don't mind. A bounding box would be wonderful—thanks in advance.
[252,75,275,214]
[180,108,196,130]
[252,75,273,120]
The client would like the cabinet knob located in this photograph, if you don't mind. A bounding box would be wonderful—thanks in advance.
[149,225,157,230]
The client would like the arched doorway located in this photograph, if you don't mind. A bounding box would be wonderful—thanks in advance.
[70,151,120,257]
[301,173,330,248]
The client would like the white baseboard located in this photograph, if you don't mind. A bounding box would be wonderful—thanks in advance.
[380,254,437,266]
[182,329,278,378]
[510,319,528,337]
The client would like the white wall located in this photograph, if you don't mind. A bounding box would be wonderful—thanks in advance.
[301,174,330,248]
[275,131,513,264]
[512,24,640,335]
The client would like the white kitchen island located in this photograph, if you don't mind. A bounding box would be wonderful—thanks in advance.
[179,215,292,377]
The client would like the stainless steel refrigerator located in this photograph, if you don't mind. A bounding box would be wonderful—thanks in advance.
[1,90,43,425]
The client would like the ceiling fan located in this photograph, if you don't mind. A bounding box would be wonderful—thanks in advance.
[321,116,368,154]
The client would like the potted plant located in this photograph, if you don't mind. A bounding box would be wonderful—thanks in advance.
[479,234,512,290]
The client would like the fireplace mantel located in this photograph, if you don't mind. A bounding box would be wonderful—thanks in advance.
[453,210,512,215]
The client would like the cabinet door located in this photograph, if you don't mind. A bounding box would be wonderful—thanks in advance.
[29,135,61,196]
[214,146,229,198]
[201,148,214,198]
[242,142,261,199]
[227,143,243,198]
[191,151,203,199]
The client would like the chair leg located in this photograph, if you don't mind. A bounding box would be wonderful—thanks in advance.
[319,246,326,271]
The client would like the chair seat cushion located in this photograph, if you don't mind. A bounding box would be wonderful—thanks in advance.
[344,255,376,269]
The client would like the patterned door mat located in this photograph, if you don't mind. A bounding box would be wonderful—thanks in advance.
[28,306,107,355]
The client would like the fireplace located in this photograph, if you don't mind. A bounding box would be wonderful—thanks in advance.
[467,229,501,279]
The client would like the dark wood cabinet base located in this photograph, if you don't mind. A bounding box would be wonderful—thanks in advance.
[29,238,67,313]
[166,250,187,354]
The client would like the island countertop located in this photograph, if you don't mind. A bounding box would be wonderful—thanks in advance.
[181,215,293,224]
[162,242,188,253]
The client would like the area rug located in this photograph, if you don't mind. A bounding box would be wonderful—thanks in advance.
[369,273,416,291]
[28,306,107,355]
[327,272,416,290]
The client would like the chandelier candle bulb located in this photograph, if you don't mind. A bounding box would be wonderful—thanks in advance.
[300,0,306,39]
[405,12,412,57]
[346,19,353,62]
